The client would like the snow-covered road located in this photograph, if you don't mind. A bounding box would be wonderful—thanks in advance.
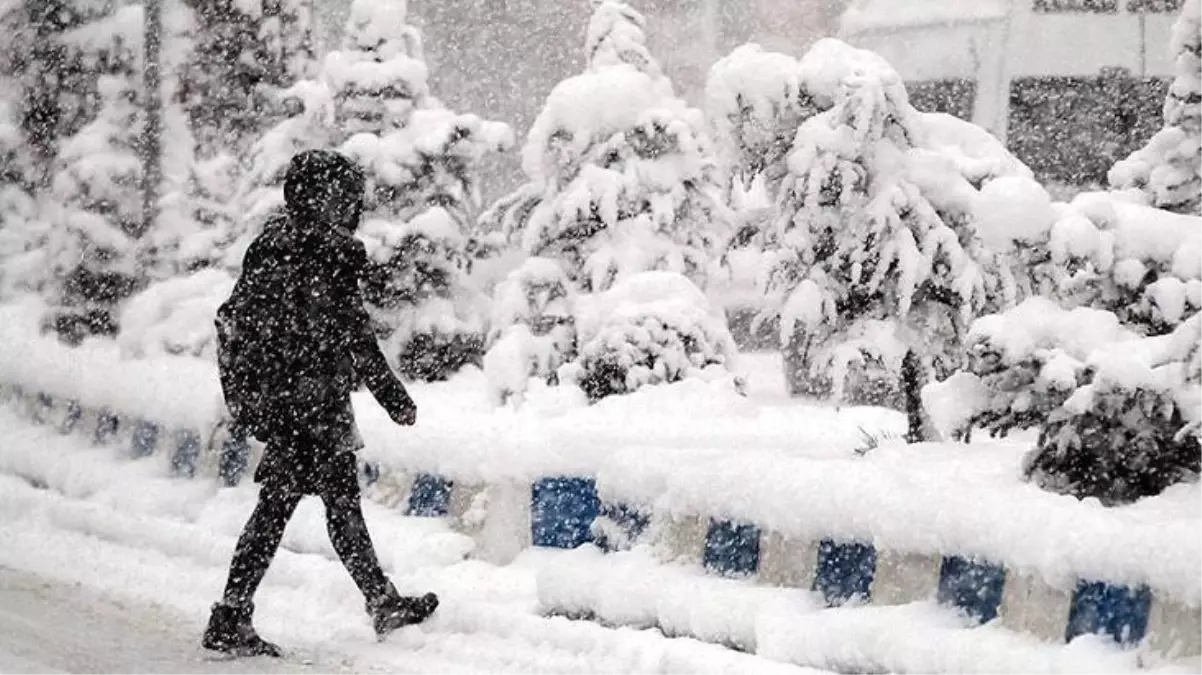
[0,409,818,674]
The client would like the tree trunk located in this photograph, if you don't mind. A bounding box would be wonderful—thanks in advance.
[902,348,925,443]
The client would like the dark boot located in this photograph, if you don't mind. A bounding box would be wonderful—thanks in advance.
[202,602,283,658]
[368,585,439,638]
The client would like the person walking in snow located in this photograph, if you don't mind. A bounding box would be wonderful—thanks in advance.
[205,149,438,657]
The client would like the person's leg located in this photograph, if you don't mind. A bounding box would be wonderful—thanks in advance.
[204,487,302,656]
[322,492,390,600]
[222,487,303,606]
[320,476,438,637]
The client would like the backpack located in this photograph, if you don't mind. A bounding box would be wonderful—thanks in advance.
[215,283,276,440]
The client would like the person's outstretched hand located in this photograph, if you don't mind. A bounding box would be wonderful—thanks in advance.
[391,402,417,427]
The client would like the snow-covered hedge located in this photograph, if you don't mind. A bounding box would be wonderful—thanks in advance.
[1038,193,1202,337]
[925,298,1200,504]
[562,272,739,402]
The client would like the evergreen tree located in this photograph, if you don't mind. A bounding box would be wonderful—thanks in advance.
[2,0,100,187]
[1110,0,1201,215]
[178,0,314,155]
[481,0,730,295]
[765,39,1029,430]
[0,97,45,298]
[481,1,737,403]
[43,25,143,343]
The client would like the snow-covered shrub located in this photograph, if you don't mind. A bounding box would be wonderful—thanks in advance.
[1024,357,1202,504]
[116,268,235,359]
[924,298,1201,504]
[562,271,738,402]
[481,0,731,295]
[764,39,1031,408]
[483,257,577,405]
[1026,314,1201,505]
[1109,0,1200,216]
[925,297,1140,440]
[1042,193,1202,337]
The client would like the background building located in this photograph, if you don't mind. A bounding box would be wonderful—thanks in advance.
[839,0,1184,189]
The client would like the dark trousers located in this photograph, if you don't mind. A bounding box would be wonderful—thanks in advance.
[221,487,390,607]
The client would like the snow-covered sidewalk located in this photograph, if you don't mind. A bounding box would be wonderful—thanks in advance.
[0,408,816,674]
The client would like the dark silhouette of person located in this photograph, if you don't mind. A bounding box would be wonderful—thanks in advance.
[204,149,437,657]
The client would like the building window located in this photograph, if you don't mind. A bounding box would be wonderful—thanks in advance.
[1008,73,1168,188]
[1127,0,1183,11]
[907,78,977,121]
[1033,0,1119,12]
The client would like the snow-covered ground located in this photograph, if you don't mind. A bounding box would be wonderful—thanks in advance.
[0,407,818,674]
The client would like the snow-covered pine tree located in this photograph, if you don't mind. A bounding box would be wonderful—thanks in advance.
[0,0,97,187]
[482,0,729,295]
[1110,0,1200,215]
[0,98,45,299]
[186,0,311,147]
[705,44,815,206]
[223,0,510,380]
[480,0,737,403]
[42,18,144,343]
[765,39,1030,435]
[324,0,511,382]
[704,44,819,351]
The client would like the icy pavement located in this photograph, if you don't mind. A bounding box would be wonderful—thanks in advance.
[0,409,819,674]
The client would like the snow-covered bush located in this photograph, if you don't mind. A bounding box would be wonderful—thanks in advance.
[1109,0,1200,216]
[925,297,1140,440]
[562,271,738,402]
[1024,355,1202,506]
[483,257,576,405]
[764,39,1031,409]
[1042,193,1202,337]
[116,268,235,359]
[480,1,735,403]
[924,297,1201,504]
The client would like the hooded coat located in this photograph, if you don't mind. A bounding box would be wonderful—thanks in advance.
[222,150,415,496]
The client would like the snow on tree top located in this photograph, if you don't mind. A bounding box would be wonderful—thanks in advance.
[322,49,429,97]
[346,0,413,46]
[62,4,144,51]
[840,0,1008,35]
[705,44,806,133]
[521,66,686,180]
[586,1,662,80]
[796,38,908,112]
